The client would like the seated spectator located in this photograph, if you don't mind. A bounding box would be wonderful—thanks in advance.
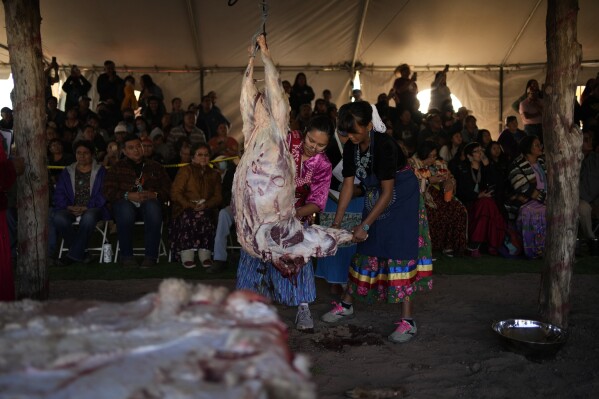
[461,115,478,144]
[138,74,165,114]
[134,116,149,139]
[439,130,463,162]
[103,141,121,168]
[322,89,336,110]
[392,108,419,156]
[168,111,206,162]
[142,96,165,130]
[418,111,444,147]
[160,113,173,141]
[410,141,467,256]
[63,107,80,152]
[448,143,467,177]
[208,155,239,273]
[168,139,192,180]
[121,75,138,112]
[297,103,312,132]
[476,129,492,150]
[498,115,526,162]
[208,122,239,158]
[150,131,170,162]
[121,107,136,134]
[47,138,75,204]
[142,137,163,163]
[485,140,510,213]
[46,97,65,134]
[579,129,599,253]
[113,122,128,150]
[455,142,507,257]
[86,114,109,143]
[196,95,230,140]
[77,96,97,127]
[52,140,109,264]
[102,134,171,267]
[79,124,107,162]
[449,106,469,135]
[313,98,328,116]
[0,107,13,130]
[169,143,222,268]
[505,136,546,259]
[170,97,185,127]
[580,79,599,127]
[351,89,363,102]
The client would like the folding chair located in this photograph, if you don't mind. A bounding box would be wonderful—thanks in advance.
[58,220,110,263]
[113,221,167,262]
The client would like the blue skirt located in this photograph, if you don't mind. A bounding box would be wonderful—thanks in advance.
[315,196,364,284]
[236,249,316,306]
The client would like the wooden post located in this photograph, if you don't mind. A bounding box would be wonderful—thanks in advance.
[538,0,582,328]
[3,0,49,299]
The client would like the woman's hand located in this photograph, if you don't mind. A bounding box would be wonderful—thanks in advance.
[67,205,86,216]
[428,174,448,184]
[478,190,493,198]
[194,203,206,211]
[351,225,369,243]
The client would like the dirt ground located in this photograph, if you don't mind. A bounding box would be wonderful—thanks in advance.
[50,274,599,398]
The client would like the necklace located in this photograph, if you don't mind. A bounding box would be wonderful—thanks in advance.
[355,134,373,179]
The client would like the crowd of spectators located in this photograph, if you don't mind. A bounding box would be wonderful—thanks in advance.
[3,61,599,271]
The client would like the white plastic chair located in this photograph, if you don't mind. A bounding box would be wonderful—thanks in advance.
[113,221,167,262]
[58,220,110,263]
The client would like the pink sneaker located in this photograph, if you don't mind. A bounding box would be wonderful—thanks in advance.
[321,301,354,323]
[388,319,417,343]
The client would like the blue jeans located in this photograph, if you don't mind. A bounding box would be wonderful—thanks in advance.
[52,208,103,261]
[213,206,234,262]
[112,199,162,259]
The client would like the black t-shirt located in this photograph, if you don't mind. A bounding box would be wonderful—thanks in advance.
[342,133,405,181]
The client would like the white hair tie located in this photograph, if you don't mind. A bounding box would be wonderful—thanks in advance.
[371,104,387,133]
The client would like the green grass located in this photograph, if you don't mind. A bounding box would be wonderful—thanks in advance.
[49,249,598,281]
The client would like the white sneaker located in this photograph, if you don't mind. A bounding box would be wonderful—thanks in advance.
[295,305,314,331]
[388,319,417,343]
[321,301,354,323]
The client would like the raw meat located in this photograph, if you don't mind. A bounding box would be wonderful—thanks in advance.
[0,279,315,399]
[232,36,352,277]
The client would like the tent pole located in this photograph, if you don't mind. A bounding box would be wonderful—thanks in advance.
[499,66,504,133]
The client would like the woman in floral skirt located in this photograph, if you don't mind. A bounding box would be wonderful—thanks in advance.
[321,101,433,343]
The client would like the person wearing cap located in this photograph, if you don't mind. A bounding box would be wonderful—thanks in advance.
[62,65,92,111]
[102,134,171,268]
[0,107,13,130]
[52,140,109,265]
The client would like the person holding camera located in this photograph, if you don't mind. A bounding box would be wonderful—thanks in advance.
[429,64,452,112]
[62,65,92,111]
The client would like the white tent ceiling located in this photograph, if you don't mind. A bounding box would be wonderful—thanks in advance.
[1,0,598,138]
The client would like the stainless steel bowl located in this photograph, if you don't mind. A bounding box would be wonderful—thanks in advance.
[492,319,567,358]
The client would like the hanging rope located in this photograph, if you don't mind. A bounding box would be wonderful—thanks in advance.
[249,0,269,57]
[228,0,269,56]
